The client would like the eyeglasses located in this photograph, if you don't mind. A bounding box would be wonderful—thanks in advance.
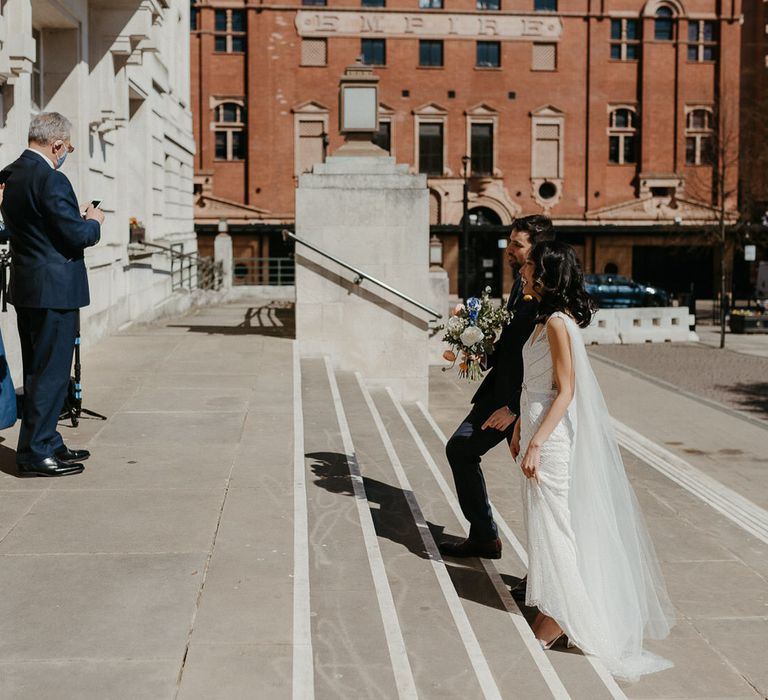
[55,140,75,154]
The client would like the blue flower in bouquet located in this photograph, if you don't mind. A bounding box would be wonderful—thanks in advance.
[466,297,481,323]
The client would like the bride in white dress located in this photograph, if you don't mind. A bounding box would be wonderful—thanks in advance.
[510,241,676,681]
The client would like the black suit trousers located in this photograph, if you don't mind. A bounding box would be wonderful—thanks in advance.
[445,401,516,541]
[16,308,77,463]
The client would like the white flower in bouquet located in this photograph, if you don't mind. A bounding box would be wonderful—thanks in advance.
[446,316,466,335]
[460,325,484,347]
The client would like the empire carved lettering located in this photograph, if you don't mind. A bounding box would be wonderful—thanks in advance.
[295,11,562,40]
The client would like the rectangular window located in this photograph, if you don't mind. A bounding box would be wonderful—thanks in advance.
[610,18,640,61]
[609,135,620,164]
[477,0,500,9]
[532,43,557,71]
[297,120,326,175]
[419,40,444,67]
[361,39,386,66]
[214,9,247,53]
[231,131,246,160]
[687,20,717,62]
[374,121,391,153]
[361,0,386,6]
[476,41,501,68]
[191,4,199,30]
[302,0,328,4]
[231,10,246,32]
[31,28,43,111]
[301,38,328,66]
[534,0,557,10]
[419,123,444,176]
[215,131,227,160]
[419,0,443,7]
[471,123,493,176]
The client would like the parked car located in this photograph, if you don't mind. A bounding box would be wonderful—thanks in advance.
[584,274,670,308]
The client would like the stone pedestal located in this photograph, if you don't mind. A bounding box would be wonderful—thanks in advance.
[295,154,430,403]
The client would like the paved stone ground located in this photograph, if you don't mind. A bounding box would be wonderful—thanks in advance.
[0,300,765,699]
[589,339,768,421]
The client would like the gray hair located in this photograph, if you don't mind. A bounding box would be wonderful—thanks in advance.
[28,112,72,145]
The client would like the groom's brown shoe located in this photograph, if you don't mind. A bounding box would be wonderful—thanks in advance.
[439,537,502,559]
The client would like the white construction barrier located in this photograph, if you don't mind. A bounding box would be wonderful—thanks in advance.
[581,308,698,345]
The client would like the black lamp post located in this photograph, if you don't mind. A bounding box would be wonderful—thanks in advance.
[461,154,471,301]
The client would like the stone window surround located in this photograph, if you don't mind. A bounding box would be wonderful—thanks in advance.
[684,104,713,166]
[464,103,501,178]
[292,101,330,178]
[642,0,685,42]
[413,103,451,177]
[211,97,246,161]
[530,104,564,209]
[607,104,638,165]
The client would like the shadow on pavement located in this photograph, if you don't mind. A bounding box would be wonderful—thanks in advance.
[716,381,768,418]
[167,303,295,338]
[307,451,517,613]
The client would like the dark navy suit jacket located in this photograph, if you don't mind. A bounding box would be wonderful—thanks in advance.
[0,150,100,309]
[471,275,539,416]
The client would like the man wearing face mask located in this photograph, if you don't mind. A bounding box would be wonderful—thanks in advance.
[0,112,103,477]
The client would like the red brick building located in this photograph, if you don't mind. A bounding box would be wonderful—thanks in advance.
[740,0,768,221]
[191,0,742,297]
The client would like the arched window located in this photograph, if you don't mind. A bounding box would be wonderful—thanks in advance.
[213,101,246,161]
[685,108,713,165]
[608,107,638,164]
[654,7,675,41]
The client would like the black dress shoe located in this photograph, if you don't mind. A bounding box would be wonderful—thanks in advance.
[18,457,85,477]
[54,446,91,464]
[439,537,502,559]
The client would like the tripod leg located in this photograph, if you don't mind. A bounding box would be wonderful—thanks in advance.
[79,407,108,421]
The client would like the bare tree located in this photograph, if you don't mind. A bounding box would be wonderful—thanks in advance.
[685,93,741,349]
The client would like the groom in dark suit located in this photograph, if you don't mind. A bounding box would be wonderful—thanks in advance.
[440,215,554,559]
[0,112,103,476]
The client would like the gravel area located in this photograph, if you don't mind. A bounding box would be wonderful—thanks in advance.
[588,342,768,420]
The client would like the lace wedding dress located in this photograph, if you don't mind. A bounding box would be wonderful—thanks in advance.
[519,312,675,681]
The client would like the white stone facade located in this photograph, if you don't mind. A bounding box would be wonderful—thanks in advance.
[0,0,195,376]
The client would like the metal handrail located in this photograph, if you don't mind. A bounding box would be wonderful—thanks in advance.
[283,229,442,320]
[134,240,223,292]
[137,240,204,261]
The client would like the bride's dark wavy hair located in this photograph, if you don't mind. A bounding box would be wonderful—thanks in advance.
[529,241,597,329]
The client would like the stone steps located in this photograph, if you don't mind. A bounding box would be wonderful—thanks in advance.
[295,355,624,700]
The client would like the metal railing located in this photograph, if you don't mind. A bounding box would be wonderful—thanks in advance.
[283,229,442,320]
[136,241,223,292]
[233,257,295,286]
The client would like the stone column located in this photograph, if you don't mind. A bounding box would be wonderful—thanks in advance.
[214,232,233,290]
[295,154,431,404]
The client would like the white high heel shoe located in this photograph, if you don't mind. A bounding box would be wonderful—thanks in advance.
[537,633,564,650]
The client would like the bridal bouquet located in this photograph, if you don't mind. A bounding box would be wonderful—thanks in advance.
[439,287,511,381]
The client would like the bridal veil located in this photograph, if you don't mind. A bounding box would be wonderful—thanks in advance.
[560,312,676,681]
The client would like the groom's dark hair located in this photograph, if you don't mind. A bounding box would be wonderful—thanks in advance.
[512,215,554,245]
